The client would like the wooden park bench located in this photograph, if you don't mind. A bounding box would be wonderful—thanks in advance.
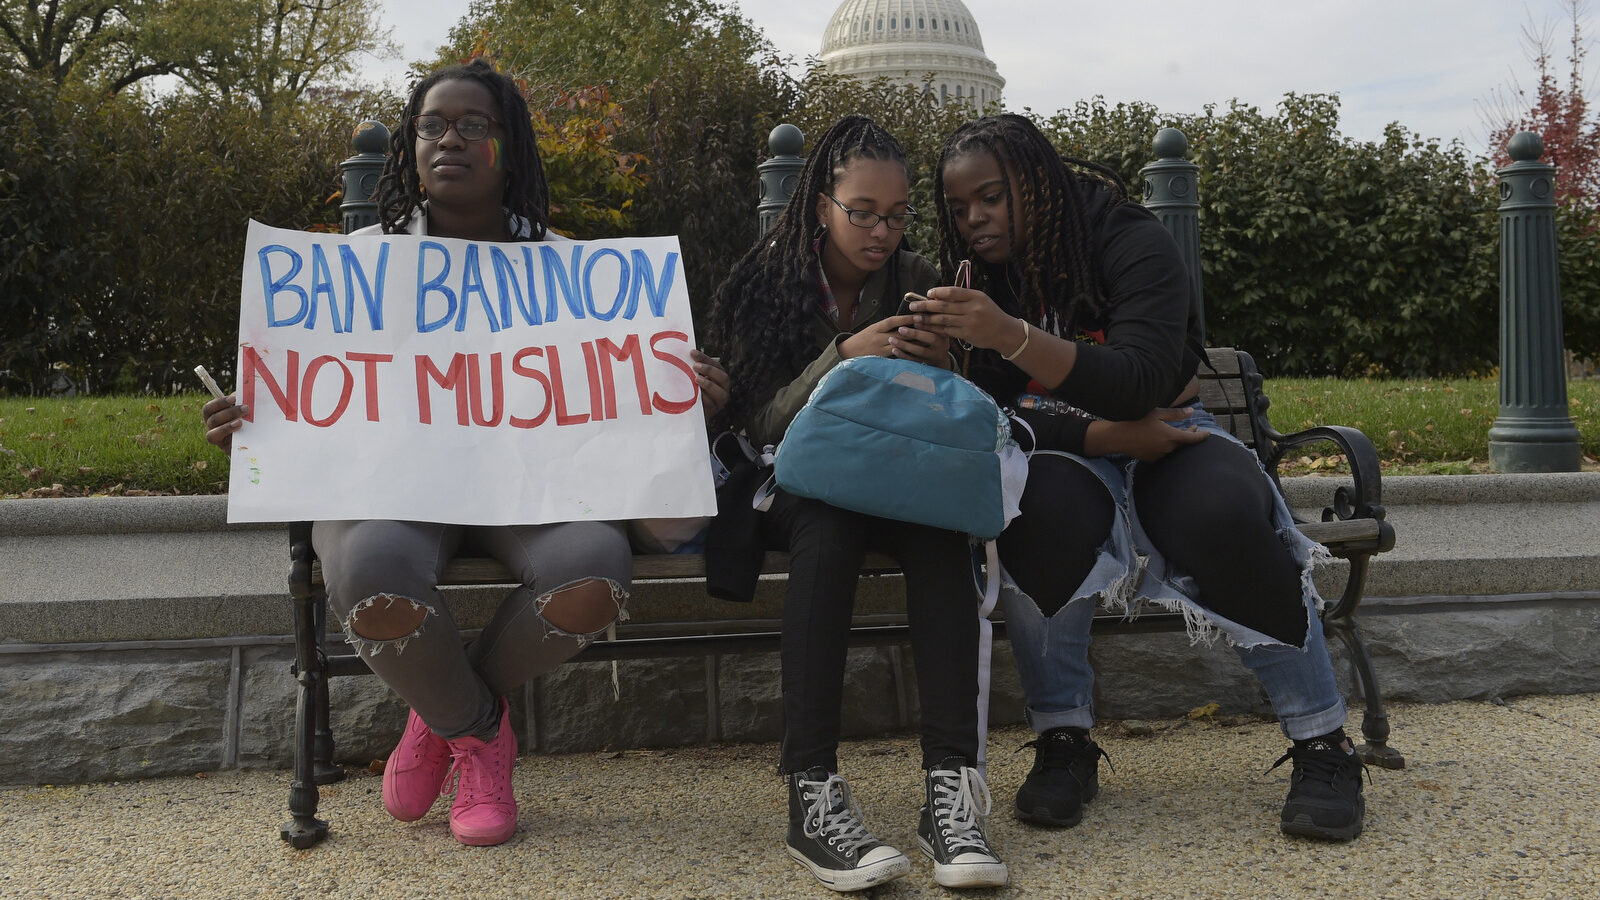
[277,344,1397,847]
[277,121,1396,847]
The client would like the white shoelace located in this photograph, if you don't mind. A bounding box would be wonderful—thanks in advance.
[800,774,876,854]
[930,766,993,853]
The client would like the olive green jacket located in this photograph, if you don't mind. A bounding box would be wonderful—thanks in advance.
[745,249,939,448]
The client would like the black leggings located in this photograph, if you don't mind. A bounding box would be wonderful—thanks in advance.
[999,440,1308,646]
[763,490,980,773]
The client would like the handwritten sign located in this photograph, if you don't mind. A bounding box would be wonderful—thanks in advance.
[226,220,716,525]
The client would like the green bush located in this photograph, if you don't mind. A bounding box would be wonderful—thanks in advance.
[0,75,392,395]
[1044,95,1507,378]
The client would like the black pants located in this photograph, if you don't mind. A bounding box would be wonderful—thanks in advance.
[764,489,981,773]
[999,439,1307,646]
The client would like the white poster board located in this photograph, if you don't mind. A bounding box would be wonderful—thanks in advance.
[226,220,715,525]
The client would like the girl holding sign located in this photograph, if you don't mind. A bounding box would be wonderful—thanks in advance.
[203,59,725,848]
[917,114,1366,841]
[705,115,1007,891]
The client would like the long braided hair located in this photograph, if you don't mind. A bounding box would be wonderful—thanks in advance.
[704,115,913,432]
[933,114,1127,337]
[376,58,550,240]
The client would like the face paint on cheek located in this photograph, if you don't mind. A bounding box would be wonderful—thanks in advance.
[481,137,503,171]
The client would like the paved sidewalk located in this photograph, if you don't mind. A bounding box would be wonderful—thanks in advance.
[2,694,1596,899]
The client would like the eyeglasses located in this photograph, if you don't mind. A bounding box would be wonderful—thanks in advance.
[412,114,501,142]
[824,193,917,230]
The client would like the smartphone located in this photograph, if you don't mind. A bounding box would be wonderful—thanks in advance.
[897,292,928,319]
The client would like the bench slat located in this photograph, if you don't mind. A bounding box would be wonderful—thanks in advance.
[410,518,1380,588]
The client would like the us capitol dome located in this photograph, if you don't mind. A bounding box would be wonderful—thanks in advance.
[819,0,1005,107]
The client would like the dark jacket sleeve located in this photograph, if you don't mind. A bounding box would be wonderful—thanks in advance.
[1051,203,1191,421]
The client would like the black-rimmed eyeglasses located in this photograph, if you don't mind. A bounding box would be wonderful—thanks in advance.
[825,193,917,230]
[412,114,501,142]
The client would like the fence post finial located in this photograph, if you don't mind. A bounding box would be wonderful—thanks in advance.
[340,121,390,234]
[1140,127,1205,344]
[757,124,806,237]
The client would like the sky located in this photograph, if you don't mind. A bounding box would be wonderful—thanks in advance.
[367,0,1594,156]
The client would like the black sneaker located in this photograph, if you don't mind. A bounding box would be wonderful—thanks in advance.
[917,758,1008,889]
[785,767,909,892]
[1014,727,1107,827]
[1271,731,1368,841]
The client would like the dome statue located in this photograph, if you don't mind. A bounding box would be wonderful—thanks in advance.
[819,0,1005,107]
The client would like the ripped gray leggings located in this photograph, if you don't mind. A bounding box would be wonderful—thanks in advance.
[315,519,632,741]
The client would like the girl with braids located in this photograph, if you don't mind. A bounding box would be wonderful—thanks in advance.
[201,59,731,847]
[917,113,1367,842]
[704,115,1007,891]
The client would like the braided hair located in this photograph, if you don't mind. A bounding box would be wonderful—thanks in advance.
[933,113,1127,336]
[377,58,550,240]
[704,115,912,432]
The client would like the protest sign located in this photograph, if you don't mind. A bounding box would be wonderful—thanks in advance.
[226,220,715,525]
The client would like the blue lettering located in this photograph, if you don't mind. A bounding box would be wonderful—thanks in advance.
[340,243,387,332]
[583,247,629,321]
[308,244,339,332]
[454,244,502,333]
[540,244,587,322]
[488,246,526,328]
[259,245,308,327]
[513,246,542,325]
[627,250,677,319]
[416,241,456,334]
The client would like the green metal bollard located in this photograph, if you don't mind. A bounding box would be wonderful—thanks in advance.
[757,124,805,236]
[340,120,391,234]
[1140,127,1205,344]
[1488,132,1582,473]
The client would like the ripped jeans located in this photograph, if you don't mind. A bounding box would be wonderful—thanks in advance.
[998,402,1347,742]
[315,519,632,741]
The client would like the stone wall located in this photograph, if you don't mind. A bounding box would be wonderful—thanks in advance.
[3,474,1598,785]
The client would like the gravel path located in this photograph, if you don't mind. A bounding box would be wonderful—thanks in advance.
[3,695,1596,899]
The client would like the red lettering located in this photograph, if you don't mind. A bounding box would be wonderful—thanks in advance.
[649,331,698,414]
[346,352,393,421]
[581,340,603,421]
[301,355,353,427]
[240,347,299,422]
[468,352,504,426]
[596,334,651,419]
[415,354,468,425]
[546,345,590,426]
[510,347,553,428]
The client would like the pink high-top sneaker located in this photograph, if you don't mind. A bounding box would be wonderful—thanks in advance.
[382,707,452,822]
[443,697,518,846]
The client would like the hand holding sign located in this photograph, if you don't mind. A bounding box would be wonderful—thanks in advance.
[229,223,715,526]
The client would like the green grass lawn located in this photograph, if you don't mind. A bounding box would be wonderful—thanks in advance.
[0,394,226,497]
[1265,377,1599,476]
[2,380,1597,497]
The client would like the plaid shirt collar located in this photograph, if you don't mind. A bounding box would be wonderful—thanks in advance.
[811,235,844,325]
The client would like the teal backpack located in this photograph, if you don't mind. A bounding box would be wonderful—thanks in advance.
[772,356,1026,539]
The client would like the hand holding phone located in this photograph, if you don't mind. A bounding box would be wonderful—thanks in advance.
[897,292,928,319]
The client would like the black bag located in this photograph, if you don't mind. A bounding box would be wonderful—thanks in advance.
[704,432,772,603]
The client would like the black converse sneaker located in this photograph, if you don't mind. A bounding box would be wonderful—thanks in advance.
[1271,730,1368,841]
[917,758,1008,889]
[785,767,909,892]
[1014,727,1108,827]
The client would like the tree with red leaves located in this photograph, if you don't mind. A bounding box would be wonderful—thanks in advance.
[1485,0,1600,207]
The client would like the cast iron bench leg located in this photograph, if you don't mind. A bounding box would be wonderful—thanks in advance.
[282,589,330,847]
[311,597,346,786]
[1324,614,1405,770]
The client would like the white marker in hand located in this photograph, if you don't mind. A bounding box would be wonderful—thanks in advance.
[194,365,226,400]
